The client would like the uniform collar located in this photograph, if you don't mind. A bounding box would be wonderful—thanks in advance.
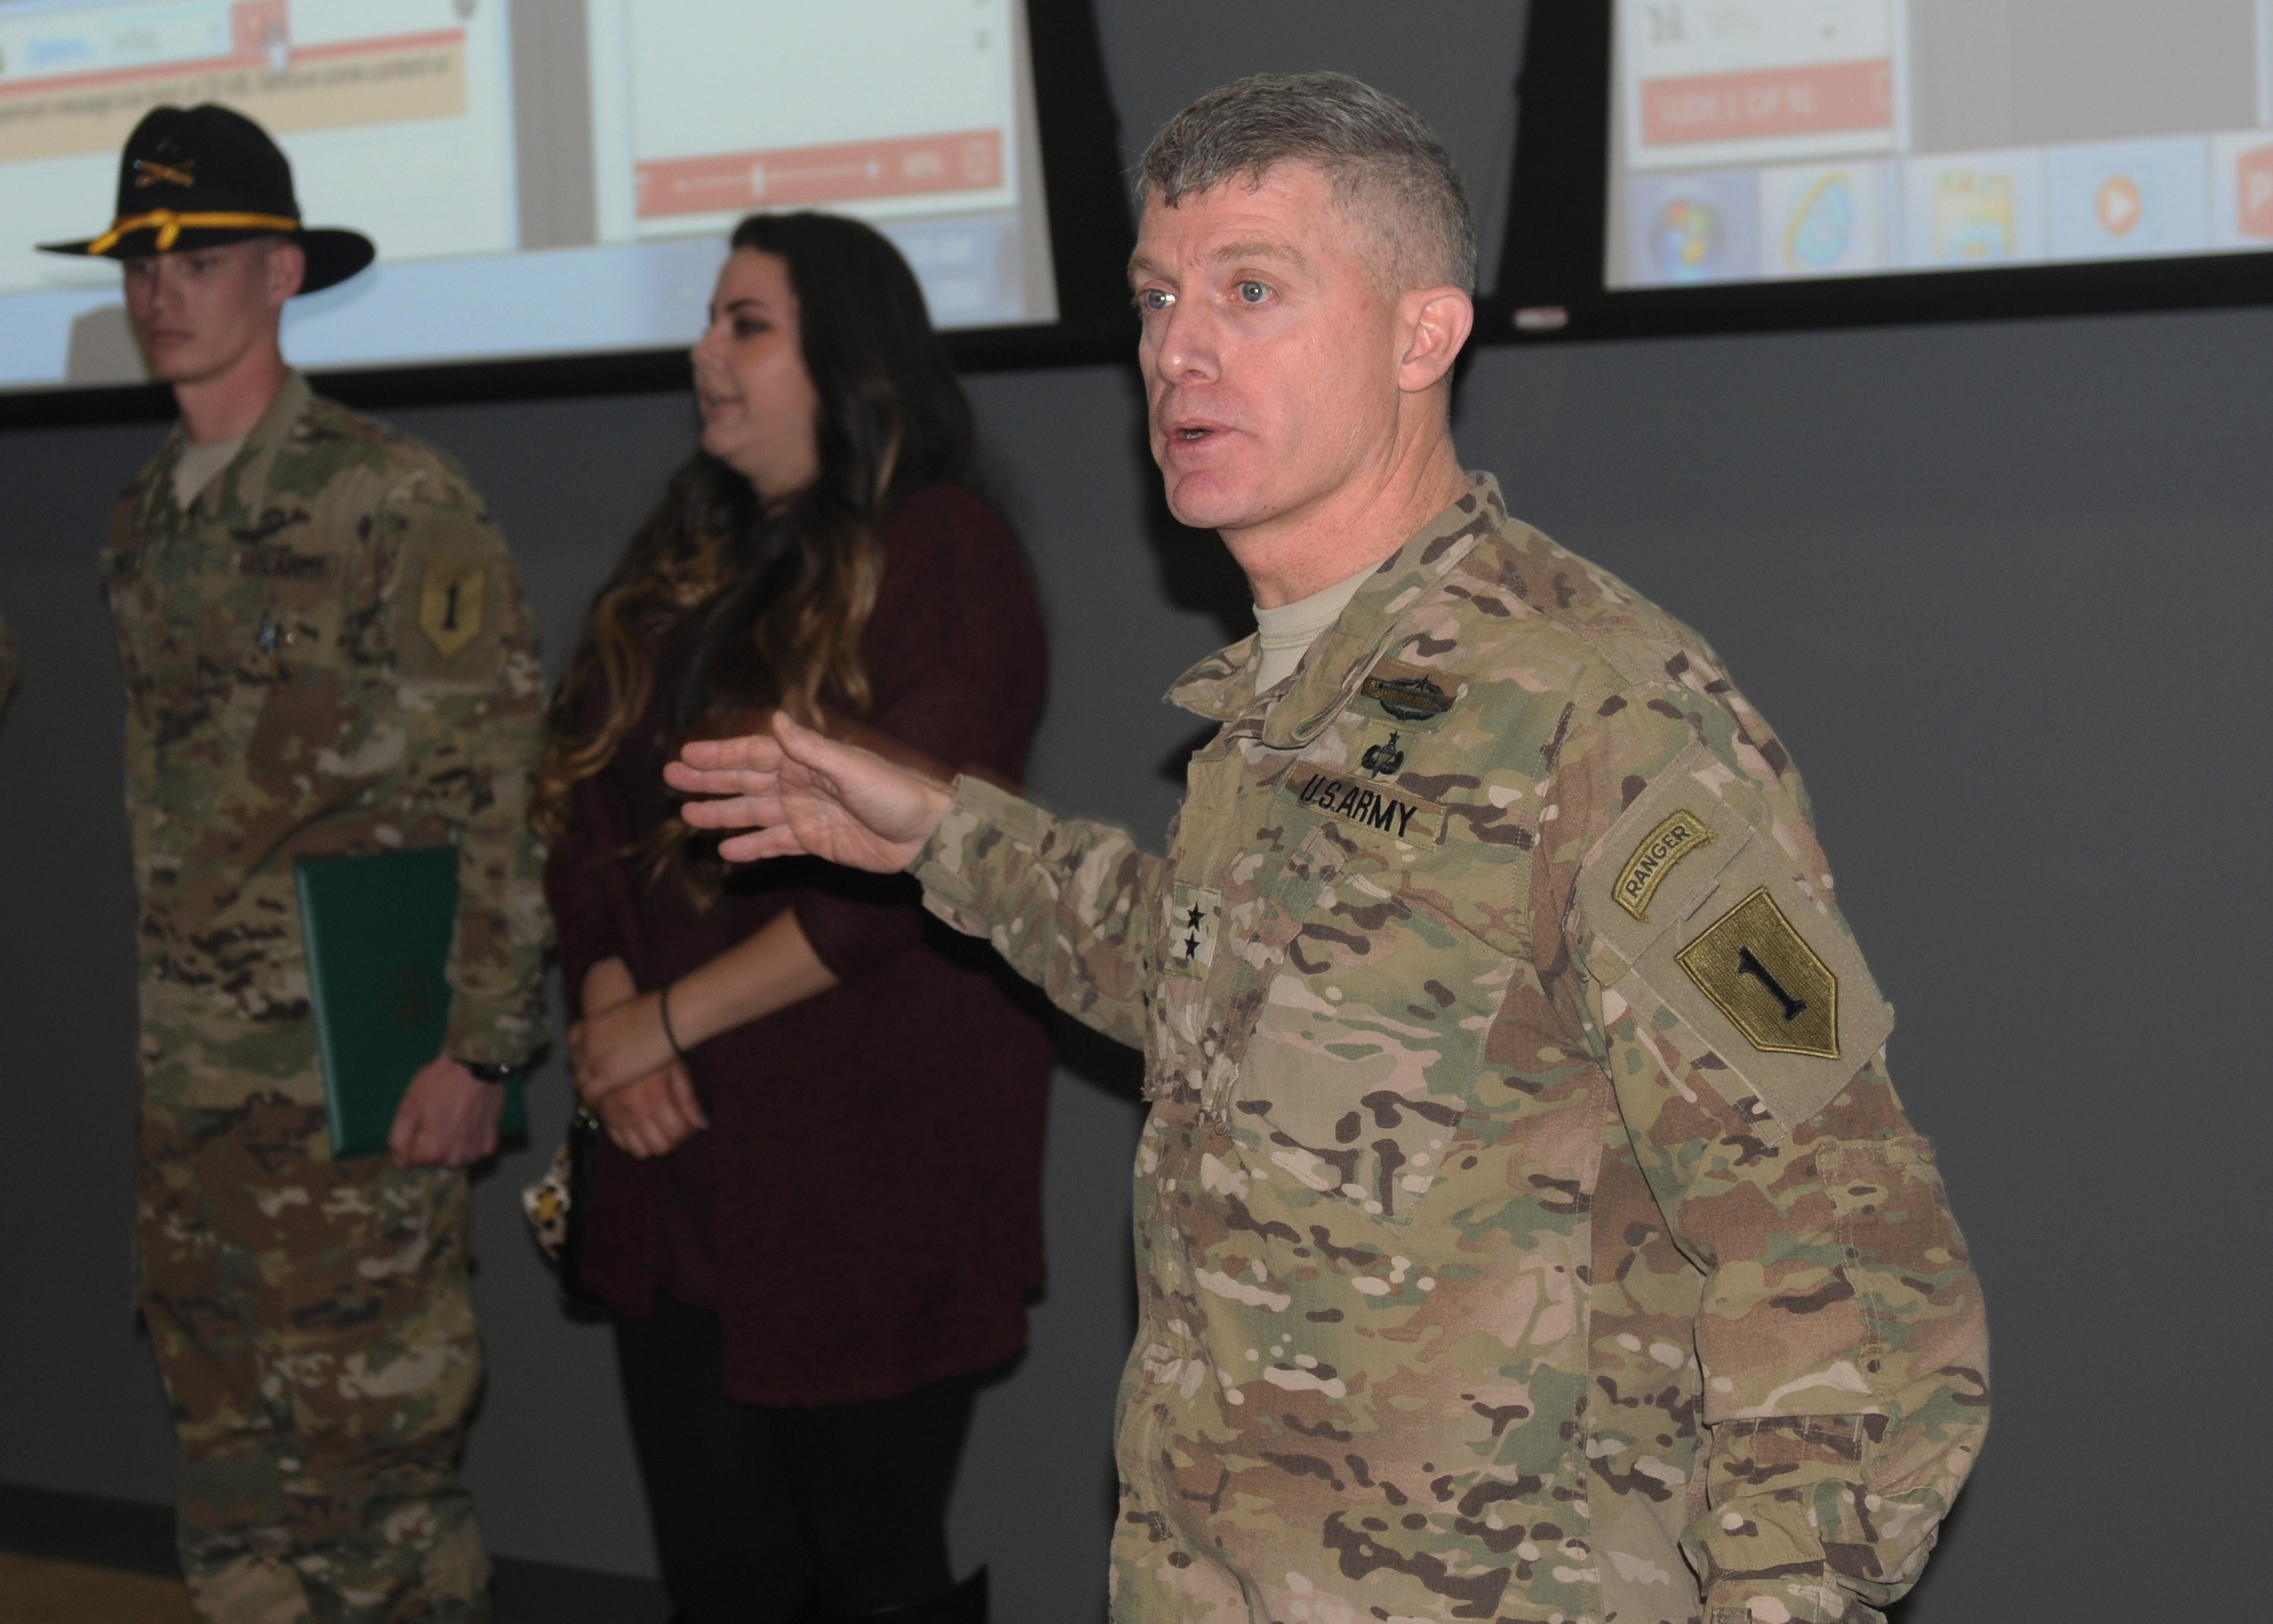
[1167,471,1508,744]
[230,367,314,488]
[143,369,314,525]
[140,426,192,521]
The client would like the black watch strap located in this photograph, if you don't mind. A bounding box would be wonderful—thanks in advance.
[458,1059,518,1084]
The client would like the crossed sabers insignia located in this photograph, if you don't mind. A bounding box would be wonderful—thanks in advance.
[134,158,197,188]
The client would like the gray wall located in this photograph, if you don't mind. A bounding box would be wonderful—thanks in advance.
[3,5,2268,1620]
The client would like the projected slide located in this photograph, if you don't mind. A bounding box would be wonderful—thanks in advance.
[0,0,1057,393]
[591,0,1020,234]
[1609,0,2273,289]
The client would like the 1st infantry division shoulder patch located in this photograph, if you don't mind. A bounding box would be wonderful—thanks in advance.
[1674,887,1840,1060]
[417,558,487,661]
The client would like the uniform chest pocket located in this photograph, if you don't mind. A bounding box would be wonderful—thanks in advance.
[1231,817,1527,1230]
[103,542,203,693]
[241,557,385,787]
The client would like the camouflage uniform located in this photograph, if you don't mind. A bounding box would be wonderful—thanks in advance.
[102,372,548,1623]
[916,476,1987,1624]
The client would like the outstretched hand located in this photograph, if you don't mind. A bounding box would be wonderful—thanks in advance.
[666,711,955,872]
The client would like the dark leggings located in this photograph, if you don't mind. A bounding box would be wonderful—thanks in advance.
[613,1293,979,1623]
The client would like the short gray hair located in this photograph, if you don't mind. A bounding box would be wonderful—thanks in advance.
[1135,72,1477,295]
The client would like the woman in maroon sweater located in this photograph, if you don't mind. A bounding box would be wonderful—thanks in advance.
[533,213,1051,1624]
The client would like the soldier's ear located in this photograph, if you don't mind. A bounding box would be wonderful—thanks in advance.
[1394,285,1472,397]
[265,238,306,307]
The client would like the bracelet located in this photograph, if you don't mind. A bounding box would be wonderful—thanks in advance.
[657,981,689,1060]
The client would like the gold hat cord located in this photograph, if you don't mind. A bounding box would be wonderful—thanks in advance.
[87,209,302,254]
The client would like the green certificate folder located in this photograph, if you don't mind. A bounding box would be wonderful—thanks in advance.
[295,845,527,1160]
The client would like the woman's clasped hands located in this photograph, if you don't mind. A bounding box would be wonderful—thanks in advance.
[571,957,708,1158]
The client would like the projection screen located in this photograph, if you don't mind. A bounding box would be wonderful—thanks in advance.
[1607,0,2273,291]
[0,0,1061,394]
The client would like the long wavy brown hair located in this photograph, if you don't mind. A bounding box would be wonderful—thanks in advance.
[530,212,981,861]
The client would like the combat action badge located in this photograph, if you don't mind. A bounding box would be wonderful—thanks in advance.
[1360,673,1454,724]
[1675,887,1839,1059]
[417,558,486,661]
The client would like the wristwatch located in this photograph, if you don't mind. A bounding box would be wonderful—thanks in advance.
[457,1059,519,1084]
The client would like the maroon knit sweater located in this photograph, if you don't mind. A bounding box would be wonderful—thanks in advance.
[544,484,1055,1405]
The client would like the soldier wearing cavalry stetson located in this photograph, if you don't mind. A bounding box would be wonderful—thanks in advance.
[43,104,547,1622]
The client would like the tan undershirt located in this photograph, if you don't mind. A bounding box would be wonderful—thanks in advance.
[1253,566,1373,693]
[172,431,247,507]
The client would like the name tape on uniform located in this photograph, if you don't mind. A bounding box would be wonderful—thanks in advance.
[1288,770,1445,847]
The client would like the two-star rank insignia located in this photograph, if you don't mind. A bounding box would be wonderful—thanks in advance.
[1165,884,1220,977]
[1675,887,1840,1059]
[416,559,486,661]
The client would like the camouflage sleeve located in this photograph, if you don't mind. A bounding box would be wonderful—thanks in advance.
[911,774,1162,1049]
[1546,670,1988,1624]
[101,498,160,910]
[373,470,551,1067]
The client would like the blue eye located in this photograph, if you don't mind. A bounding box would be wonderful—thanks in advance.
[1138,288,1174,313]
[1237,280,1269,304]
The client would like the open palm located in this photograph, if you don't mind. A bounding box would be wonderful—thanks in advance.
[669,711,954,871]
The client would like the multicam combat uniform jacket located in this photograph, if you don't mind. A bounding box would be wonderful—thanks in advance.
[103,371,548,1105]
[916,476,1987,1624]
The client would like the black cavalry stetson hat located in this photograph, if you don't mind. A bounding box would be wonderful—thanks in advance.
[38,103,374,294]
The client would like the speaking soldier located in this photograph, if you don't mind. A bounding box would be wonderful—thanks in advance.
[672,74,1988,1624]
